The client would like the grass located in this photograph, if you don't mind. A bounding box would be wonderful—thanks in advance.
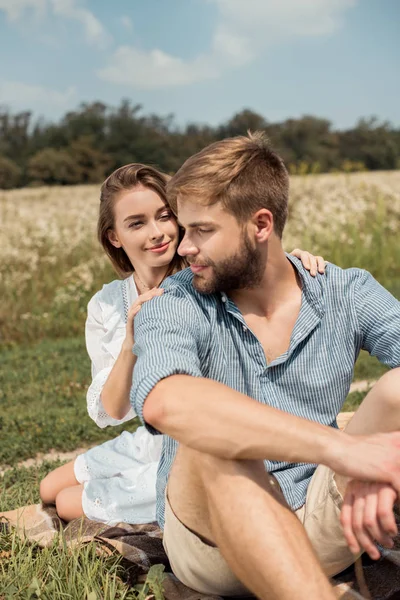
[1,172,399,597]
[0,338,138,467]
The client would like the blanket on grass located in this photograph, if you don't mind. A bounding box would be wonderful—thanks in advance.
[1,502,400,600]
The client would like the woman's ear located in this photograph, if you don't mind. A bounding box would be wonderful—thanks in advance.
[107,229,122,248]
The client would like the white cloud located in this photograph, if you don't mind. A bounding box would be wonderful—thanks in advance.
[0,0,109,47]
[49,0,109,47]
[0,80,77,114]
[97,46,220,89]
[0,0,46,20]
[98,0,357,89]
[120,15,133,31]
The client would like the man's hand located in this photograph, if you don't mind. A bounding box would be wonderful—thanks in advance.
[340,480,398,560]
[331,432,400,493]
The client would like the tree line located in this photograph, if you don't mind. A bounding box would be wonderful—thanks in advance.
[0,100,399,189]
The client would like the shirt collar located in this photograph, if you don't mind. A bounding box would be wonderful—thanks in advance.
[219,253,325,317]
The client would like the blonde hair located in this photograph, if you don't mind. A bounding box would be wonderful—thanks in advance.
[98,163,186,277]
[167,131,289,238]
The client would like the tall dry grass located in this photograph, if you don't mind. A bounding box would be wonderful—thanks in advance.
[1,171,399,345]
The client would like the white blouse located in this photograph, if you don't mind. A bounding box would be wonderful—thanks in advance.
[85,275,138,429]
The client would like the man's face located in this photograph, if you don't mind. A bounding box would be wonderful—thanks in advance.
[177,199,265,294]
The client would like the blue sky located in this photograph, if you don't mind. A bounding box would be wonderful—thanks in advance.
[0,0,399,129]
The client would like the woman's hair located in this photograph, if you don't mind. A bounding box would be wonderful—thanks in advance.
[98,163,187,278]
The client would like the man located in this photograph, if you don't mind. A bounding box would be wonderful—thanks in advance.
[130,132,400,599]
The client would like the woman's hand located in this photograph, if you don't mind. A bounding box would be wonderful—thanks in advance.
[122,287,164,352]
[290,249,326,277]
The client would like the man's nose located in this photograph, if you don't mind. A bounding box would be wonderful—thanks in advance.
[178,236,198,257]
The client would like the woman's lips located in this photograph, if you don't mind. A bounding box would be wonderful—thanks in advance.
[148,242,170,253]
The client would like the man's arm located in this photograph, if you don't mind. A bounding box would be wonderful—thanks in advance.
[132,286,400,495]
[143,373,400,491]
[354,269,400,367]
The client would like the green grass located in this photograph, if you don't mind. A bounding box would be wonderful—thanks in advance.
[1,463,166,599]
[1,174,399,598]
[0,338,138,467]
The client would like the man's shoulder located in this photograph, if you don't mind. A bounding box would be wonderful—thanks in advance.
[324,263,368,286]
[139,268,216,325]
[319,263,380,305]
[163,268,218,306]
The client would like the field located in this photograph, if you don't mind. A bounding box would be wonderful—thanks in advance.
[1,171,399,597]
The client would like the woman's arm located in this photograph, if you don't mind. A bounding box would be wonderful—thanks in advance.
[86,287,164,425]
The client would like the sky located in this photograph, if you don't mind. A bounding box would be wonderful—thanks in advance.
[0,0,399,129]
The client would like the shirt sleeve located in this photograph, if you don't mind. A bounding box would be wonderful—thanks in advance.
[130,288,206,434]
[354,270,400,368]
[85,294,137,428]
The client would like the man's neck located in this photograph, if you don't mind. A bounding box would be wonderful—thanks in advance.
[230,246,301,318]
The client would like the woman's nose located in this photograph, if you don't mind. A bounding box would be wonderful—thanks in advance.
[149,222,163,241]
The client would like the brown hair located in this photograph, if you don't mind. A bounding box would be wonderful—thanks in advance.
[98,163,186,277]
[167,131,289,238]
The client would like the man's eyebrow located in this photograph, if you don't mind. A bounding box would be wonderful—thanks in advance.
[178,220,217,229]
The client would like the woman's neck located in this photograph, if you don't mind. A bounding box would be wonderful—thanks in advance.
[133,265,169,291]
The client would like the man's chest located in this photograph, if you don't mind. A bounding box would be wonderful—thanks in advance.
[205,306,357,417]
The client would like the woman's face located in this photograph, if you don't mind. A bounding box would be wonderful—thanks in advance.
[109,185,179,270]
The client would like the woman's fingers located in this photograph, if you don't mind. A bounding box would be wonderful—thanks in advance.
[128,288,164,318]
[316,256,326,274]
[289,249,327,277]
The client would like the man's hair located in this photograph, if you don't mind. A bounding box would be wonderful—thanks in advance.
[167,131,289,238]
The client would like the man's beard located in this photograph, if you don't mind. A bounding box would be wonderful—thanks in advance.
[192,232,265,294]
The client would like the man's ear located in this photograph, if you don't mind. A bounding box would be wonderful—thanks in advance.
[253,209,274,242]
[107,229,122,248]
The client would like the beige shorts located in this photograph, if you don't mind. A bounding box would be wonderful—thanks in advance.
[163,464,358,596]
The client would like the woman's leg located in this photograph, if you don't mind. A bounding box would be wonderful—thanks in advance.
[40,460,79,504]
[55,484,85,521]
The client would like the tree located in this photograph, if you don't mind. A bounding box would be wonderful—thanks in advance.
[27,148,81,185]
[0,156,21,189]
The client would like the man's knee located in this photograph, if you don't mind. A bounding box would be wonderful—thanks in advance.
[374,368,400,412]
[173,446,280,500]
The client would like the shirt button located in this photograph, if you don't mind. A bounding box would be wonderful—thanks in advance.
[242,325,247,332]
[221,295,227,303]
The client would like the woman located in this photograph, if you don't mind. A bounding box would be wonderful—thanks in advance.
[40,163,326,525]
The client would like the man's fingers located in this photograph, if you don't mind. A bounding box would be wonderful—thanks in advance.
[341,492,360,554]
[377,486,398,537]
[352,492,380,560]
[363,485,390,547]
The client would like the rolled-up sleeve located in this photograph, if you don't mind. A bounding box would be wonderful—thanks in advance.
[355,270,400,367]
[85,293,136,428]
[130,288,205,434]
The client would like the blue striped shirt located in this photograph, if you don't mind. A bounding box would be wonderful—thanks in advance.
[131,255,400,528]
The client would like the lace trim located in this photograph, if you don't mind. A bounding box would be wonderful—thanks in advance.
[122,278,129,324]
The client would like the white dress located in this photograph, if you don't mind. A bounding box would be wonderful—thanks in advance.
[73,275,163,524]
